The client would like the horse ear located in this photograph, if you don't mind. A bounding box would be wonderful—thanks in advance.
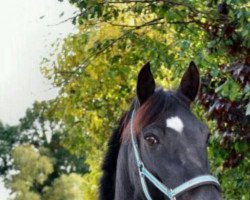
[137,62,155,105]
[177,61,200,104]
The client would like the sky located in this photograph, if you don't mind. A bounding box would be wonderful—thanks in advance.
[0,0,76,198]
[0,0,76,126]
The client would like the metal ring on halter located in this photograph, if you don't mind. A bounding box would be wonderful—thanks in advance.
[170,189,176,200]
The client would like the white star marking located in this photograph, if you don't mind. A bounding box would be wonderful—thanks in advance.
[166,116,184,134]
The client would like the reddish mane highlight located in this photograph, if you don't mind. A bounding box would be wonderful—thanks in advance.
[122,89,176,141]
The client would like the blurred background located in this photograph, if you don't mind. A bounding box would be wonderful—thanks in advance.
[0,0,249,200]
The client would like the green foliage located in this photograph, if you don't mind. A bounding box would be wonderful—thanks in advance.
[9,145,53,200]
[208,134,250,200]
[7,145,86,200]
[43,174,84,200]
[215,78,242,101]
[0,102,88,200]
[41,0,250,198]
[220,156,250,200]
[11,145,53,185]
[0,122,18,175]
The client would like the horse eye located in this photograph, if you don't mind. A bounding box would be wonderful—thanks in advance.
[145,136,159,146]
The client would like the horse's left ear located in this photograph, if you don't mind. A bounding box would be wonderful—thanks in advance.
[177,61,200,104]
[137,62,155,105]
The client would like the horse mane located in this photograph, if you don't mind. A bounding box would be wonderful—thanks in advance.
[99,108,133,200]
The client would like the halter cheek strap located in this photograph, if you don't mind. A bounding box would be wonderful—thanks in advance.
[130,110,220,200]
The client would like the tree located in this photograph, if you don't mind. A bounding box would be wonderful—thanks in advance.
[8,146,85,200]
[0,101,88,199]
[8,145,53,200]
[0,122,19,176]
[43,174,84,200]
[41,0,249,199]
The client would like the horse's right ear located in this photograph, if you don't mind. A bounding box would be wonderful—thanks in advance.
[137,62,155,105]
[177,61,200,105]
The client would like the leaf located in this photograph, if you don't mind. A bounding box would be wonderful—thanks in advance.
[235,141,249,153]
[59,11,64,18]
[215,79,242,101]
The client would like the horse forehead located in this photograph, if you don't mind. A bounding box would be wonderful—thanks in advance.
[166,116,184,133]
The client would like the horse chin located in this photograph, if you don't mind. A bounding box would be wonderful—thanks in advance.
[178,185,223,200]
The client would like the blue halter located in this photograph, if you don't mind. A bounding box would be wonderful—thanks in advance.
[130,110,220,200]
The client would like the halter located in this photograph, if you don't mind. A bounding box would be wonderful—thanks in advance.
[130,110,220,200]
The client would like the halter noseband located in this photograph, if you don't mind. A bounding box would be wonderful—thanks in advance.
[130,110,220,200]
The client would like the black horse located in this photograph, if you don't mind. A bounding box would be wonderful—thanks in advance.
[100,62,222,200]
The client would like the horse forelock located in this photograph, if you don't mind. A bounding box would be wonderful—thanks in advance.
[122,89,179,141]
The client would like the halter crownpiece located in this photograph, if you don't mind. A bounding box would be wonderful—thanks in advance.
[130,110,221,200]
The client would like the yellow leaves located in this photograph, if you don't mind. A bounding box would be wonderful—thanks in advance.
[115,75,123,84]
[87,67,99,80]
[82,149,103,200]
[155,65,173,89]
[11,145,53,185]
[85,64,103,80]
[100,24,121,39]
[81,23,122,52]
[13,187,41,200]
[82,172,99,200]
[88,111,103,131]
[200,17,206,23]
[10,145,53,200]
[43,174,85,200]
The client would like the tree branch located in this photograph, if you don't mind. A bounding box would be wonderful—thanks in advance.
[47,14,80,26]
[48,1,207,27]
[58,18,163,84]
[101,0,208,15]
[108,19,197,27]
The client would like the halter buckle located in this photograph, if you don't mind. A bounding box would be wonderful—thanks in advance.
[138,162,144,173]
